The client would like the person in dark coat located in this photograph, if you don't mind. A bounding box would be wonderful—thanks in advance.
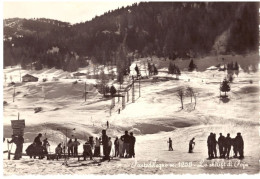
[101,130,110,160]
[218,133,225,158]
[8,135,24,160]
[114,137,119,157]
[231,138,237,158]
[67,139,74,156]
[34,133,43,146]
[89,136,94,148]
[168,138,173,151]
[129,132,136,158]
[83,141,93,160]
[224,133,232,159]
[212,133,218,158]
[207,133,214,159]
[188,138,195,153]
[122,131,130,157]
[55,143,63,159]
[107,121,109,129]
[234,133,244,159]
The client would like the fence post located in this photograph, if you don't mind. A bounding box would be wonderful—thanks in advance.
[122,95,125,110]
[132,80,135,103]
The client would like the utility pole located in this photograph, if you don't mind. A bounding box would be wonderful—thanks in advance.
[139,77,141,97]
[84,82,87,102]
[13,86,15,102]
[132,77,135,103]
[19,65,22,82]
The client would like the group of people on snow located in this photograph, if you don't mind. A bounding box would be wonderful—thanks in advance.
[207,132,244,159]
[84,130,136,161]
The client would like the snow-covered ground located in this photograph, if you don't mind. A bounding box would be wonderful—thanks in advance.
[3,53,260,175]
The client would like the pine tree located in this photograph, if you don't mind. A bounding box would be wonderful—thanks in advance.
[234,62,239,71]
[99,69,109,95]
[168,62,174,74]
[176,66,181,78]
[110,85,117,96]
[220,78,231,97]
[153,64,158,75]
[188,59,196,71]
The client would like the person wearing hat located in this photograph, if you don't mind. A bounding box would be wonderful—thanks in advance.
[8,134,24,160]
[101,130,110,160]
[188,137,195,153]
[167,138,173,151]
[224,133,232,159]
[234,133,244,159]
[207,133,214,159]
[129,132,136,158]
[122,131,130,158]
[218,133,225,158]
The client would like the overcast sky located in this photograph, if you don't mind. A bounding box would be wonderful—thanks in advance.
[4,1,137,24]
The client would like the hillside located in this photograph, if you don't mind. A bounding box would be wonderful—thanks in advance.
[3,53,260,174]
[3,2,259,70]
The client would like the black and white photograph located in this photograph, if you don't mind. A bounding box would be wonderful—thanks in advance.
[2,0,260,175]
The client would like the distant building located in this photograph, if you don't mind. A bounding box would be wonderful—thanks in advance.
[22,74,38,82]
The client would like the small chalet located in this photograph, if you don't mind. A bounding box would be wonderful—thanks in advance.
[22,74,38,82]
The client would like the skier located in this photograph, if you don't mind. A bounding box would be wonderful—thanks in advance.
[107,121,109,129]
[218,133,225,158]
[114,137,119,157]
[73,138,80,156]
[129,132,136,158]
[8,135,24,160]
[167,138,173,151]
[188,138,195,153]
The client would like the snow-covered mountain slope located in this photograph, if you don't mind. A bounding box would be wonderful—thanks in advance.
[3,54,260,174]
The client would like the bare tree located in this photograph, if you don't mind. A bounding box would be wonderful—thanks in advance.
[176,88,185,110]
[186,87,197,109]
[193,92,197,110]
[186,87,194,103]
